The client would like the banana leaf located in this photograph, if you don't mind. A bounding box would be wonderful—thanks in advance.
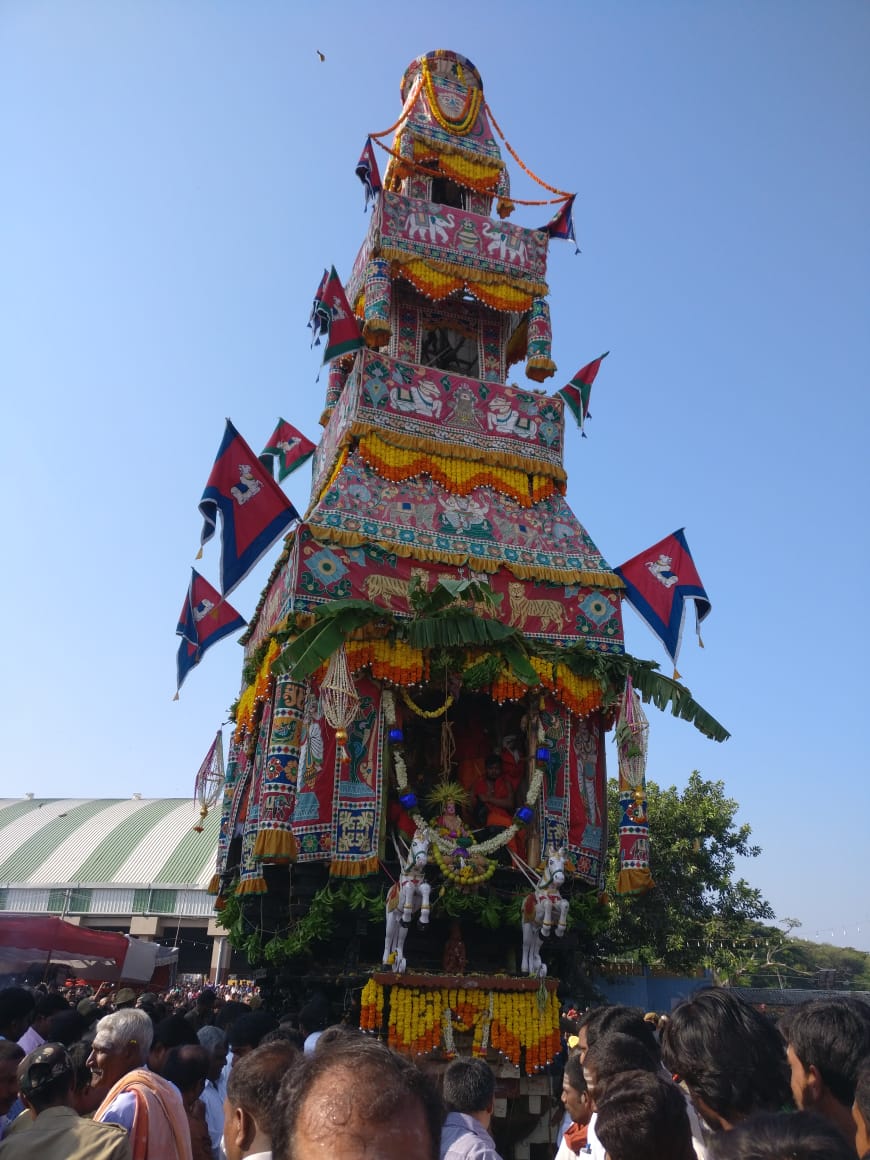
[500,639,540,686]
[272,601,387,681]
[409,577,501,615]
[628,663,730,742]
[404,610,519,650]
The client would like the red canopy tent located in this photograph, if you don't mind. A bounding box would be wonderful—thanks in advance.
[0,916,178,984]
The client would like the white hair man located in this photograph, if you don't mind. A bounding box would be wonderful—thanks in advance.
[88,1008,193,1160]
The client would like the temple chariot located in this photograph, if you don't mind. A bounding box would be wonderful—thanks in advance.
[207,48,724,1158]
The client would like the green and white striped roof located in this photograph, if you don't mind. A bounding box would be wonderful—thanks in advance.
[0,798,221,889]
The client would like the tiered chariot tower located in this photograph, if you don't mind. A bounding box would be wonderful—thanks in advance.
[211,52,706,1146]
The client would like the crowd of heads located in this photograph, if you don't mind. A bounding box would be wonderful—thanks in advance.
[556,988,870,1160]
[5,979,870,1159]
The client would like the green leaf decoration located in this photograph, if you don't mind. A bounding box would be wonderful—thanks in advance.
[628,665,730,742]
[272,600,386,680]
[409,577,501,616]
[405,609,518,650]
[500,639,540,686]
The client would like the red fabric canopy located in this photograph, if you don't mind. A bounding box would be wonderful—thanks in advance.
[0,916,132,981]
[0,916,179,983]
[0,917,129,963]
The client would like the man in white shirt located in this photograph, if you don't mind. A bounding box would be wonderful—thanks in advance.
[223,1042,299,1160]
[198,1025,229,1159]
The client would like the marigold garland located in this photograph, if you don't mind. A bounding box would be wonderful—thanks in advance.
[362,978,562,1073]
[358,433,556,507]
[528,657,603,719]
[343,638,428,685]
[411,140,501,193]
[400,688,454,719]
[379,136,563,207]
[233,639,281,739]
[392,258,538,313]
[484,99,575,200]
[420,57,482,136]
[430,840,496,889]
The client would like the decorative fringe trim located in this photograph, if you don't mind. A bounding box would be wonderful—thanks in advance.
[329,855,380,878]
[505,318,529,367]
[434,152,502,193]
[357,433,556,507]
[347,421,567,483]
[525,356,557,383]
[386,248,547,295]
[381,250,547,303]
[236,876,268,896]
[308,522,624,587]
[407,130,505,172]
[254,829,298,862]
[335,640,604,718]
[492,660,603,718]
[206,874,220,896]
[616,868,655,896]
[362,319,392,349]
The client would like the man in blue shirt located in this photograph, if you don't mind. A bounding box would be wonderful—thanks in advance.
[440,1058,503,1160]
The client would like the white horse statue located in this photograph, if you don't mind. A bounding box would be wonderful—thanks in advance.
[383,828,431,974]
[519,846,570,977]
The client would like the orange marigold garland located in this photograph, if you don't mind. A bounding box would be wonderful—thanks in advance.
[368,980,562,1073]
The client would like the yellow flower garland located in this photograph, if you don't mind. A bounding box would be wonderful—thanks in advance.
[421,57,482,136]
[400,688,454,719]
[233,639,281,739]
[360,979,562,1073]
[358,432,556,507]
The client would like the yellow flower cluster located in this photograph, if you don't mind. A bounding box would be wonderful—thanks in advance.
[401,689,454,718]
[344,638,427,685]
[412,140,501,193]
[397,259,535,313]
[234,639,281,739]
[421,57,482,137]
[359,433,555,507]
[528,657,603,719]
[388,984,445,1055]
[430,842,496,889]
[359,978,385,1032]
[367,981,561,1073]
[490,988,561,1072]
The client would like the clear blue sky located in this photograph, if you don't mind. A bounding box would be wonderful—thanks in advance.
[2,2,868,951]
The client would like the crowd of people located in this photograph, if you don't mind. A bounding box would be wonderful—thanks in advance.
[2,980,870,1159]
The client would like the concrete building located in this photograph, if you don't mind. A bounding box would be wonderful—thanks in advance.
[0,796,228,980]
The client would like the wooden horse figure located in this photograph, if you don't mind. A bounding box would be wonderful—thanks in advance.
[520,846,570,977]
[383,827,431,974]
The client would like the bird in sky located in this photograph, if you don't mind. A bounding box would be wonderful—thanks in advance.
[316,50,325,62]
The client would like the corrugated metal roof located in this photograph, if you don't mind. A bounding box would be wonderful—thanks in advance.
[0,799,221,889]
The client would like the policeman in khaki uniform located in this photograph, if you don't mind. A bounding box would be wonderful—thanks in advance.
[0,1041,131,1160]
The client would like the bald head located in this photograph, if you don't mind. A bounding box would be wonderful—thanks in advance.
[275,1036,442,1160]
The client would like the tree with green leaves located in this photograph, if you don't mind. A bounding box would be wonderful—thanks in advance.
[600,772,773,976]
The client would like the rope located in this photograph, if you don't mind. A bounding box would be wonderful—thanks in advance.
[369,76,421,139]
[370,137,566,206]
[484,100,574,200]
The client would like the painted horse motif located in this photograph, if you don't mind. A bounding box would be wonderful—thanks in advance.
[383,828,431,974]
[521,847,570,977]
